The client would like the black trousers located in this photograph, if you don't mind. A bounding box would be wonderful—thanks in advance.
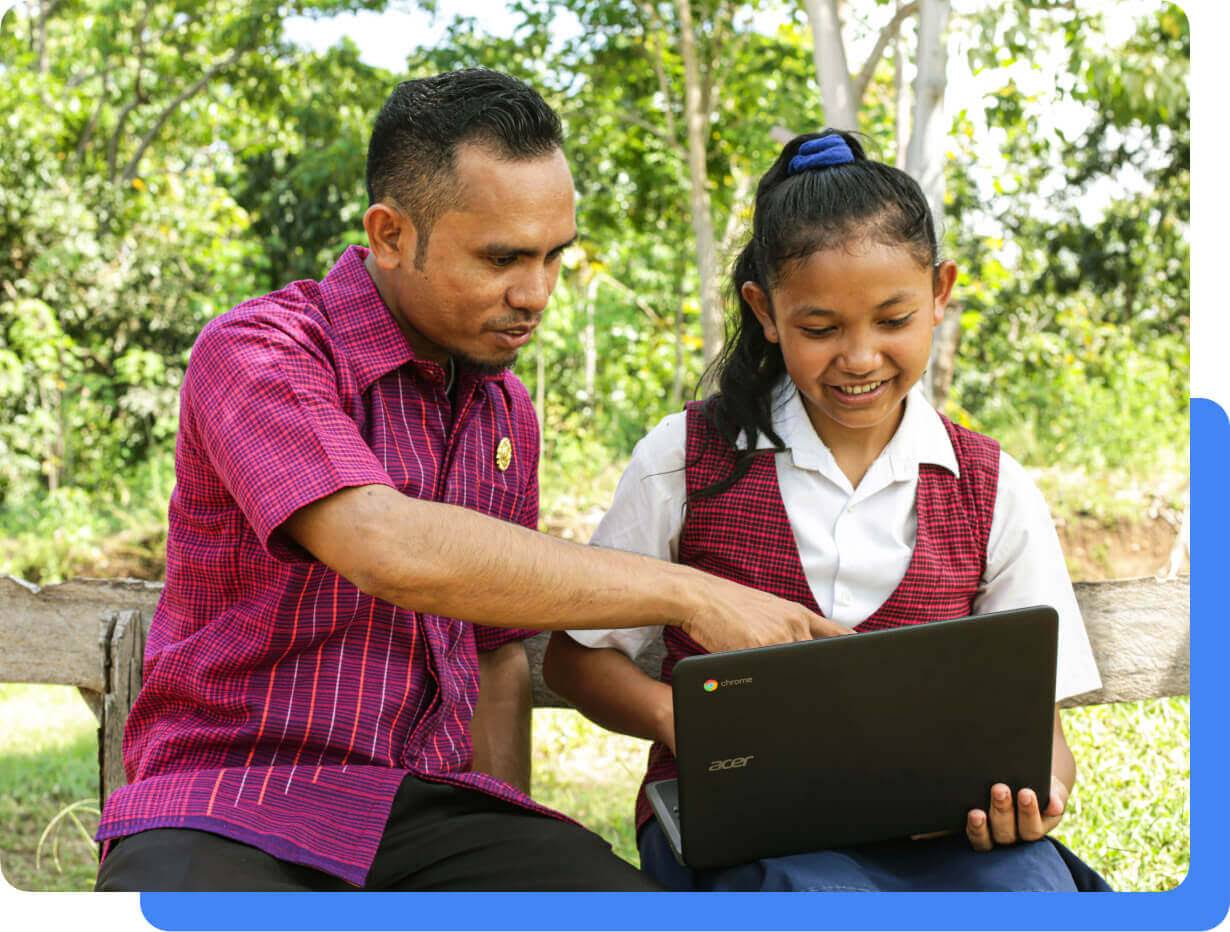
[95,775,662,891]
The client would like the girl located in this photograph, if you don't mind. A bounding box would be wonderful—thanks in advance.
[543,130,1110,892]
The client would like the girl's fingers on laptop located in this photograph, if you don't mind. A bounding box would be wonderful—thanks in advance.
[989,782,1019,845]
[969,776,1069,850]
[966,808,993,851]
[1019,776,1069,840]
[1016,788,1048,841]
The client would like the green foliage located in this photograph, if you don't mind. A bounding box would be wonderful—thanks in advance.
[0,0,1188,521]
[0,452,173,584]
[948,2,1188,475]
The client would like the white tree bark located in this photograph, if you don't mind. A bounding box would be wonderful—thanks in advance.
[905,0,953,403]
[894,0,911,167]
[674,0,723,367]
[906,0,949,218]
[802,0,856,129]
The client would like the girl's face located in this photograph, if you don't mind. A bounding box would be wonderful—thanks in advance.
[743,239,957,452]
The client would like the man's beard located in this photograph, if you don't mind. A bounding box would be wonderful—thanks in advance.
[451,348,519,375]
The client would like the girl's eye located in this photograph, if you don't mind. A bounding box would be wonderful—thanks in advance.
[881,312,916,329]
[801,327,837,338]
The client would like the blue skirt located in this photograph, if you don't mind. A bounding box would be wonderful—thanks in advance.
[638,820,1112,892]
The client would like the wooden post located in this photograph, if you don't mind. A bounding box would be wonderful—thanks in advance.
[99,609,145,806]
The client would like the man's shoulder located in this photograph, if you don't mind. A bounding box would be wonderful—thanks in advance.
[199,279,328,345]
[189,279,345,386]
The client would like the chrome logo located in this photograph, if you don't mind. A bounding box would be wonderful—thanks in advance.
[703,679,718,692]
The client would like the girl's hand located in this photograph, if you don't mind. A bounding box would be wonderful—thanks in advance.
[966,775,1069,851]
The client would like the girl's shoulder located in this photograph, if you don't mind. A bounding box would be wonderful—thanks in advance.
[934,412,1002,477]
[627,410,690,476]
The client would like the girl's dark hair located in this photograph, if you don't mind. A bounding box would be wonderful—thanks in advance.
[692,129,939,500]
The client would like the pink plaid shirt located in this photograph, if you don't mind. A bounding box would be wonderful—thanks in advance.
[96,246,566,886]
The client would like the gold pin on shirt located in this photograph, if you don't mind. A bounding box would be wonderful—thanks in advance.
[496,437,512,472]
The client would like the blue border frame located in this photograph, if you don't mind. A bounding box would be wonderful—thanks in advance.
[140,399,1227,931]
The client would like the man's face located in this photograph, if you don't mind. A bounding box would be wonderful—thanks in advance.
[380,143,577,371]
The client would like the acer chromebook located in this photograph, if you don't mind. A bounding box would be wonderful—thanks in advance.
[645,606,1058,870]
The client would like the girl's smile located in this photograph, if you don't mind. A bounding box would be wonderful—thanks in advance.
[828,377,893,404]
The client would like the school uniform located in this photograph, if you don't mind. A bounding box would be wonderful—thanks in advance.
[570,379,1109,891]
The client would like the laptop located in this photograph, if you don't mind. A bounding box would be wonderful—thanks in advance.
[645,606,1058,870]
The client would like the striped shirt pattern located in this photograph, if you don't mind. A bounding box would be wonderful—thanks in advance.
[633,400,1000,829]
[96,246,565,886]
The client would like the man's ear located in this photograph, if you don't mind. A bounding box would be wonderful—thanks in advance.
[363,203,417,270]
[931,260,958,325]
[741,280,780,344]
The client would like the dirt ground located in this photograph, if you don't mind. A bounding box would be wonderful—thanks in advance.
[1060,514,1186,581]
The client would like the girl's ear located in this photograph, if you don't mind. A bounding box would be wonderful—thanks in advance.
[931,260,958,325]
[741,281,780,344]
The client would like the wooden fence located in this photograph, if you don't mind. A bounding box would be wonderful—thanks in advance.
[0,574,1190,808]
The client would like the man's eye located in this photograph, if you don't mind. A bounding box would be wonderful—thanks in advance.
[489,255,517,268]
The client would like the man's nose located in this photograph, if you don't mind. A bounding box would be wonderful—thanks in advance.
[508,266,553,314]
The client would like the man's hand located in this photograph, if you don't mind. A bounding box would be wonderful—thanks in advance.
[966,775,1069,851]
[679,574,849,653]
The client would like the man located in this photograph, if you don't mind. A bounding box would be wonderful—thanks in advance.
[94,69,840,892]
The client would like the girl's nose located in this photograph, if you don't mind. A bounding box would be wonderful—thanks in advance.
[838,336,882,374]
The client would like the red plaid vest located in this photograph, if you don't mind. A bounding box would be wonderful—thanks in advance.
[635,400,1001,831]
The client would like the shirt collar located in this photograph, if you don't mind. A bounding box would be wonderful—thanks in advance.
[318,245,418,390]
[747,379,960,480]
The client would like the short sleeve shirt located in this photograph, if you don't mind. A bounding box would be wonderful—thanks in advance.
[96,246,566,886]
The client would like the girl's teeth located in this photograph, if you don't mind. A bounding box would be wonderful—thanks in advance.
[839,380,883,395]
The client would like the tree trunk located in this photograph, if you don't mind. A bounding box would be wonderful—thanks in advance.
[535,340,546,455]
[801,0,856,129]
[907,0,954,404]
[674,0,723,368]
[894,1,910,167]
[583,276,598,408]
[928,305,962,406]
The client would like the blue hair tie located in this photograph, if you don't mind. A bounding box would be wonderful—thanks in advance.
[787,135,854,175]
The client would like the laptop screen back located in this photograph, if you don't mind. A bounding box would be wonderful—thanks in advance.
[669,607,1058,870]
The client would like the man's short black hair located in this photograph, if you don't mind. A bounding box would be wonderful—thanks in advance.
[366,69,565,267]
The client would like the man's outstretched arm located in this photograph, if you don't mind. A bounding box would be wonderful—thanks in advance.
[282,484,847,653]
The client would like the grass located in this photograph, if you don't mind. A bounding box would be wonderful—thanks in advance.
[0,684,101,892]
[0,684,1189,892]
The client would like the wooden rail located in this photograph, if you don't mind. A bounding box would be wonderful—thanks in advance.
[0,574,1191,806]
